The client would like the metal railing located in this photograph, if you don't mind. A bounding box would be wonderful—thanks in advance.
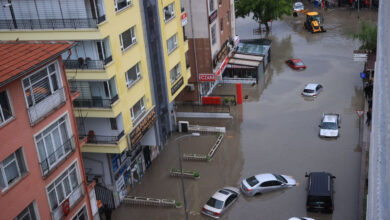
[80,130,124,145]
[95,184,115,209]
[177,102,230,113]
[0,18,98,30]
[65,60,105,70]
[51,182,85,220]
[73,95,118,108]
[27,87,66,126]
[39,136,75,177]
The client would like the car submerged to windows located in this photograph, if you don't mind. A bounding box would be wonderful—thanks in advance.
[293,2,305,12]
[302,83,322,97]
[240,173,296,196]
[201,187,240,218]
[319,113,340,138]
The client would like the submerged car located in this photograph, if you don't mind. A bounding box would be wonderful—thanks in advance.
[302,83,323,97]
[293,2,305,12]
[319,113,340,138]
[201,187,240,218]
[306,172,336,213]
[289,218,315,220]
[240,173,296,196]
[286,59,306,70]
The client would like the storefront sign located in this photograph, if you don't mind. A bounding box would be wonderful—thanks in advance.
[209,10,218,24]
[213,40,230,68]
[115,175,125,201]
[129,108,156,148]
[199,73,216,82]
[181,11,188,26]
[216,56,229,76]
[171,77,184,95]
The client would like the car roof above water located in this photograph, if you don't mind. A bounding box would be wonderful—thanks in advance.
[255,173,276,182]
[212,189,233,201]
[323,114,338,123]
[305,83,319,90]
[308,172,332,196]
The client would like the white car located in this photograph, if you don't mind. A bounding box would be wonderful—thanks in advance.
[289,218,315,220]
[293,2,304,12]
[319,113,340,138]
[201,187,240,218]
[240,173,296,196]
[302,83,323,97]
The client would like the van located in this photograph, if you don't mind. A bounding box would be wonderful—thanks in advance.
[305,172,335,213]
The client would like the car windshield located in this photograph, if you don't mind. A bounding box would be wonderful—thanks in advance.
[295,2,303,7]
[246,176,259,187]
[321,122,338,130]
[206,198,224,209]
[273,174,287,183]
[295,62,304,66]
[303,89,314,93]
[313,15,321,23]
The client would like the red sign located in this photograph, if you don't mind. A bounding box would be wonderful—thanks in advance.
[199,74,216,82]
[181,12,187,26]
[356,110,365,117]
[202,96,221,105]
[216,57,229,76]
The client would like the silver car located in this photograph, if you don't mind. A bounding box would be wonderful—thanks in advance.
[289,218,315,220]
[240,173,296,196]
[302,83,323,97]
[293,2,304,12]
[319,113,340,138]
[201,187,240,218]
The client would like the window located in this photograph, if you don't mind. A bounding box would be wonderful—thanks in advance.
[47,163,79,211]
[125,62,141,87]
[130,97,145,121]
[0,90,13,125]
[164,3,175,22]
[211,25,216,45]
[72,206,87,220]
[220,18,223,32]
[226,11,230,24]
[15,202,38,220]
[170,63,181,83]
[120,26,136,51]
[209,0,215,12]
[35,115,73,175]
[109,118,118,130]
[23,63,61,108]
[167,34,178,54]
[97,37,112,65]
[115,0,132,12]
[185,52,190,69]
[0,148,28,192]
[219,0,222,5]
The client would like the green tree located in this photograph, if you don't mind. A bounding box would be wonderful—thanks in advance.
[235,0,292,32]
[353,21,377,52]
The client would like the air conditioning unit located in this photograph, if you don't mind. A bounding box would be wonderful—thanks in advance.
[178,121,189,132]
[187,84,195,91]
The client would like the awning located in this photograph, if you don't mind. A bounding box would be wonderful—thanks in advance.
[232,53,264,62]
[228,58,260,67]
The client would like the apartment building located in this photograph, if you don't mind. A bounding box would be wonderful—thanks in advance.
[0,41,97,220]
[0,0,189,207]
[177,0,236,103]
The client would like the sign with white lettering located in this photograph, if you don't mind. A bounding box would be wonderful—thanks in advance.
[181,11,187,26]
[199,74,216,82]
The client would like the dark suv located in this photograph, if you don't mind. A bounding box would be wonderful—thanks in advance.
[305,172,336,213]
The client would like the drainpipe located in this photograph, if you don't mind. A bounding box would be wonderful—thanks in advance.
[188,1,201,103]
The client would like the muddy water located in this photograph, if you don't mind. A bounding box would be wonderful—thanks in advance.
[112,5,377,220]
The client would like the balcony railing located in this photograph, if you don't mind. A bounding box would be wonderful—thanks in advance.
[39,136,76,177]
[0,18,97,30]
[65,60,105,70]
[73,95,118,108]
[80,130,125,145]
[27,87,66,126]
[51,182,85,220]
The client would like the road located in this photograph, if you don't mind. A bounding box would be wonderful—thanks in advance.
[112,5,377,220]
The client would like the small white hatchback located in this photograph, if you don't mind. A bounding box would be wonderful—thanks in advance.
[302,83,323,97]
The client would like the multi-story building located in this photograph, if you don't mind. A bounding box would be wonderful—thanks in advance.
[177,0,236,103]
[0,41,97,220]
[0,0,190,206]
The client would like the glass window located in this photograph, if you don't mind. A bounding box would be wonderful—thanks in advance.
[72,206,88,220]
[220,18,223,32]
[209,0,215,12]
[115,0,132,11]
[206,198,223,209]
[164,2,175,22]
[97,37,112,65]
[130,97,145,121]
[167,34,178,54]
[15,201,38,220]
[0,90,13,125]
[246,176,259,187]
[0,148,28,192]
[211,25,216,45]
[170,63,181,83]
[125,62,141,87]
[120,26,136,51]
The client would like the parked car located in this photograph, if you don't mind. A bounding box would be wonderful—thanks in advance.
[201,187,240,218]
[302,83,323,97]
[289,218,315,220]
[240,173,296,196]
[319,113,340,138]
[286,59,306,70]
[305,172,336,213]
[293,2,305,12]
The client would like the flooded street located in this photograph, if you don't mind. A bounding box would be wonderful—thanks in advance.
[112,5,377,220]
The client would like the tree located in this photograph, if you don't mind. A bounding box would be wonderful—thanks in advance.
[235,0,292,32]
[353,21,377,52]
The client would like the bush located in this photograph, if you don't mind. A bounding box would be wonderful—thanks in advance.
[193,172,200,178]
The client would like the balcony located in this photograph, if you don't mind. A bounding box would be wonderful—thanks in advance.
[27,87,66,126]
[80,130,125,145]
[51,182,85,220]
[39,136,76,177]
[0,18,98,30]
[73,95,119,108]
[65,59,105,70]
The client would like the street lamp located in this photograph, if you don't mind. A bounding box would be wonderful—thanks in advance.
[175,132,200,220]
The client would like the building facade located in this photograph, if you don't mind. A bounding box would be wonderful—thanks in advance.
[177,0,236,103]
[0,41,97,220]
[0,0,189,207]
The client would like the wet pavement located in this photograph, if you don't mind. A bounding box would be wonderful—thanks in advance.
[112,4,377,220]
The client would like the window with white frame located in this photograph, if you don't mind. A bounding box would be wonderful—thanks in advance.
[15,201,39,220]
[0,90,13,125]
[35,115,73,175]
[211,24,216,45]
[164,2,175,22]
[115,0,132,12]
[130,97,145,121]
[167,34,178,54]
[125,62,141,88]
[72,206,87,220]
[209,0,215,12]
[0,148,28,192]
[47,162,80,211]
[170,63,181,83]
[120,26,136,51]
[22,62,61,108]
